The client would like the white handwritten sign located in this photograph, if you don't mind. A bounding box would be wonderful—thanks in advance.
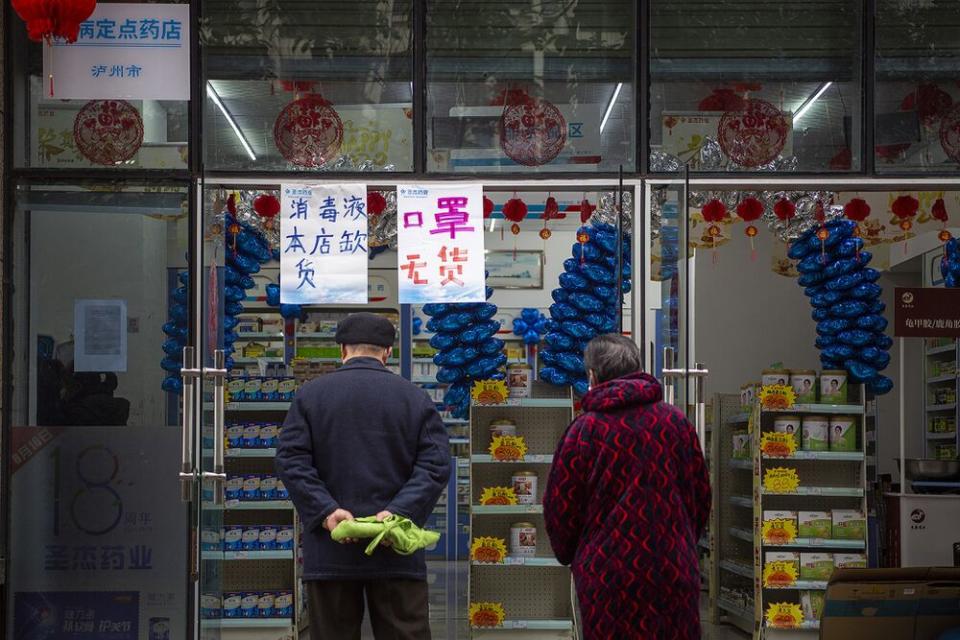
[397,183,485,304]
[280,184,368,304]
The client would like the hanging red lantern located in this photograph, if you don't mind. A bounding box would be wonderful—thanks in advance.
[774,198,796,222]
[226,193,237,216]
[540,196,561,242]
[701,199,726,262]
[901,84,953,127]
[483,195,494,219]
[579,199,596,224]
[12,0,96,43]
[735,197,764,260]
[253,194,281,218]
[367,191,387,216]
[502,198,528,226]
[932,197,951,242]
[273,94,343,168]
[892,194,919,232]
[844,198,871,222]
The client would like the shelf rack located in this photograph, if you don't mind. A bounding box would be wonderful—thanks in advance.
[923,338,959,459]
[468,382,576,638]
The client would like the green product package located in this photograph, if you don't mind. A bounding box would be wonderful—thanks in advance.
[798,511,831,539]
[831,510,866,540]
[800,553,835,581]
[331,515,440,556]
[829,416,857,452]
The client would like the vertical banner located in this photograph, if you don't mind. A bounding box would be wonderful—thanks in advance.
[397,183,485,303]
[281,184,368,304]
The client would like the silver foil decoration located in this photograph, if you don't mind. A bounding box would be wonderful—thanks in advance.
[369,190,398,247]
[592,191,634,231]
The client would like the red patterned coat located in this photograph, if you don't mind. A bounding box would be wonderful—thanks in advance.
[543,373,711,639]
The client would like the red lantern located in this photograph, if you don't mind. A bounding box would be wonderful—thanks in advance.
[226,193,237,216]
[736,197,764,259]
[367,191,387,216]
[844,198,871,222]
[892,194,919,232]
[701,199,726,261]
[579,199,596,224]
[901,84,953,127]
[502,198,528,225]
[774,198,796,222]
[253,194,281,218]
[483,196,494,219]
[933,197,951,242]
[12,0,96,43]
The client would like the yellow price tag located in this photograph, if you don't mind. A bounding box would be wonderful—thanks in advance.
[469,602,506,628]
[479,487,519,506]
[765,602,804,628]
[490,435,527,461]
[764,467,801,494]
[472,380,510,405]
[470,537,508,564]
[759,384,797,410]
[763,561,799,588]
[762,519,798,545]
[760,432,798,458]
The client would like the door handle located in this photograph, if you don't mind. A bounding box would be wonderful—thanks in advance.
[204,349,228,505]
[179,346,200,503]
[691,362,709,455]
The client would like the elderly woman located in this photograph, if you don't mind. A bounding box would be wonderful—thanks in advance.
[543,334,711,640]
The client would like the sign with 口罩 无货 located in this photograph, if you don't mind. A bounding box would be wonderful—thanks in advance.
[42,3,190,100]
[397,184,485,304]
[280,184,368,304]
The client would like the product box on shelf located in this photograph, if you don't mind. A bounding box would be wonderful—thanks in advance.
[223,525,243,551]
[732,432,751,459]
[834,553,867,569]
[830,416,858,451]
[764,551,800,572]
[762,511,798,527]
[201,528,221,551]
[798,511,832,539]
[802,415,830,451]
[225,476,244,502]
[201,593,222,619]
[832,510,866,540]
[241,525,261,551]
[276,525,295,550]
[800,553,835,581]
[800,590,824,622]
[223,592,243,618]
[241,592,260,618]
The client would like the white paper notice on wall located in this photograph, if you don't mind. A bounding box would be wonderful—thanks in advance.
[396,183,485,304]
[42,3,190,100]
[280,184,369,304]
[74,299,127,372]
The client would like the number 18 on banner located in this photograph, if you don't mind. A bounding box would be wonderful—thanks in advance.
[397,184,486,304]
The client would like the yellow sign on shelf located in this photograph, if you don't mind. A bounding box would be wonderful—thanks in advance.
[763,467,801,494]
[763,562,799,588]
[759,384,797,410]
[479,487,519,506]
[472,380,510,405]
[762,519,799,545]
[765,602,804,629]
[760,432,798,458]
[470,537,508,564]
[490,435,527,462]
[469,602,506,628]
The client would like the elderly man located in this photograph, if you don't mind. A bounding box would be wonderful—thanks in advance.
[276,312,450,639]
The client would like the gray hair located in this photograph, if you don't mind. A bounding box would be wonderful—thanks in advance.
[583,334,643,384]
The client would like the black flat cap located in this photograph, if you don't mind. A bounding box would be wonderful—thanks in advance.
[335,312,396,347]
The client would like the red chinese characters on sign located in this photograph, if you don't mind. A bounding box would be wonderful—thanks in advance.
[439,246,468,287]
[402,254,428,285]
[718,98,789,167]
[431,197,475,239]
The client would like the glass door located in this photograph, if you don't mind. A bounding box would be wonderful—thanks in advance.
[189,182,300,639]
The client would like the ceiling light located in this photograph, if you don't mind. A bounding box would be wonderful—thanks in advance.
[793,82,833,124]
[600,82,624,133]
[206,82,256,161]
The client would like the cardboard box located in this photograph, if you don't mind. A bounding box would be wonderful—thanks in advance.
[832,510,866,540]
[799,511,832,539]
[821,568,960,640]
[800,553,835,581]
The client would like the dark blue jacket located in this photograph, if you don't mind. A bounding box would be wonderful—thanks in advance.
[276,357,450,581]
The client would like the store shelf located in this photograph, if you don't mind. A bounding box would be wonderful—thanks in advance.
[764,404,864,415]
[926,431,958,440]
[728,459,752,470]
[201,619,293,629]
[471,557,564,567]
[729,527,754,543]
[236,332,284,340]
[927,404,957,412]
[719,560,753,579]
[765,580,828,591]
[208,500,294,511]
[766,621,820,631]
[717,598,754,621]
[728,412,752,424]
[449,437,470,445]
[225,448,277,458]
[234,357,284,364]
[763,451,864,461]
[473,620,573,631]
[296,332,337,339]
[927,374,958,384]
[472,505,543,515]
[729,495,753,509]
[927,344,957,356]
[762,538,866,550]
[471,398,571,408]
[202,550,294,560]
[471,454,554,464]
[760,487,864,497]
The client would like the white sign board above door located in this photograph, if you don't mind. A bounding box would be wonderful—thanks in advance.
[42,3,190,101]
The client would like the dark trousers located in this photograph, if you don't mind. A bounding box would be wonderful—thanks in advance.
[307,579,431,640]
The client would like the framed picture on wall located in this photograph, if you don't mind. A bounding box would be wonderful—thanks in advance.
[485,250,544,289]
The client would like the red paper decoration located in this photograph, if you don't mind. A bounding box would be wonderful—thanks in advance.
[901,84,953,126]
[12,0,95,43]
[939,103,960,164]
[774,198,797,221]
[483,196,494,219]
[579,199,596,224]
[499,93,567,167]
[892,195,919,220]
[226,193,237,216]
[543,197,561,220]
[273,94,343,168]
[844,198,871,222]
[701,199,726,223]
[698,88,746,112]
[73,100,143,165]
[932,197,949,223]
[253,194,281,218]
[367,191,387,216]
[502,198,528,223]
[718,99,789,167]
[735,197,764,223]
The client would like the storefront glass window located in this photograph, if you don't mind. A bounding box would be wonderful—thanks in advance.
[649,0,863,172]
[425,0,635,173]
[201,0,413,172]
[875,0,960,172]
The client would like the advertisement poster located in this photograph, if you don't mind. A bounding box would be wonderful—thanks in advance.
[74,300,127,373]
[42,3,190,100]
[280,183,369,304]
[397,183,485,303]
[9,427,186,640]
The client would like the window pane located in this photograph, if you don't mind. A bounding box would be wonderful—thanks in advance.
[650,0,862,172]
[202,0,412,171]
[426,0,635,173]
[10,7,189,170]
[876,0,960,172]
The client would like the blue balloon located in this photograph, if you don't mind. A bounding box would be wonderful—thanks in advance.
[162,338,185,355]
[551,289,570,304]
[590,228,618,254]
[818,319,851,336]
[823,345,857,361]
[534,319,549,334]
[163,322,188,338]
[545,332,575,351]
[280,304,301,320]
[170,304,188,324]
[412,317,423,335]
[236,232,272,262]
[561,321,595,339]
[876,335,894,350]
[563,258,581,274]
[835,238,865,258]
[265,283,281,306]
[846,360,878,383]
[812,308,830,322]
[825,271,865,292]
[161,356,182,372]
[162,376,183,393]
[868,375,894,395]
[848,283,882,300]
[797,254,828,274]
[573,379,590,396]
[862,268,881,283]
[581,264,616,285]
[539,367,569,386]
[224,286,246,303]
[798,272,829,287]
[838,330,874,347]
[225,302,244,316]
[856,315,888,332]
[569,293,605,313]
[559,272,590,291]
[811,291,845,308]
[556,353,586,374]
[422,303,448,316]
[228,252,260,275]
[805,285,826,298]
[861,347,891,369]
[523,329,541,345]
[430,333,456,350]
[481,338,505,355]
[830,301,869,319]
[593,285,618,302]
[572,242,602,262]
[178,271,190,286]
[816,335,837,348]
[223,330,238,345]
[437,367,464,384]
[224,316,240,331]
[550,303,580,321]
[825,257,865,280]
[520,308,541,324]
[788,240,815,260]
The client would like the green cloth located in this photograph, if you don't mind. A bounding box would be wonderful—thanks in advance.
[330,515,440,556]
